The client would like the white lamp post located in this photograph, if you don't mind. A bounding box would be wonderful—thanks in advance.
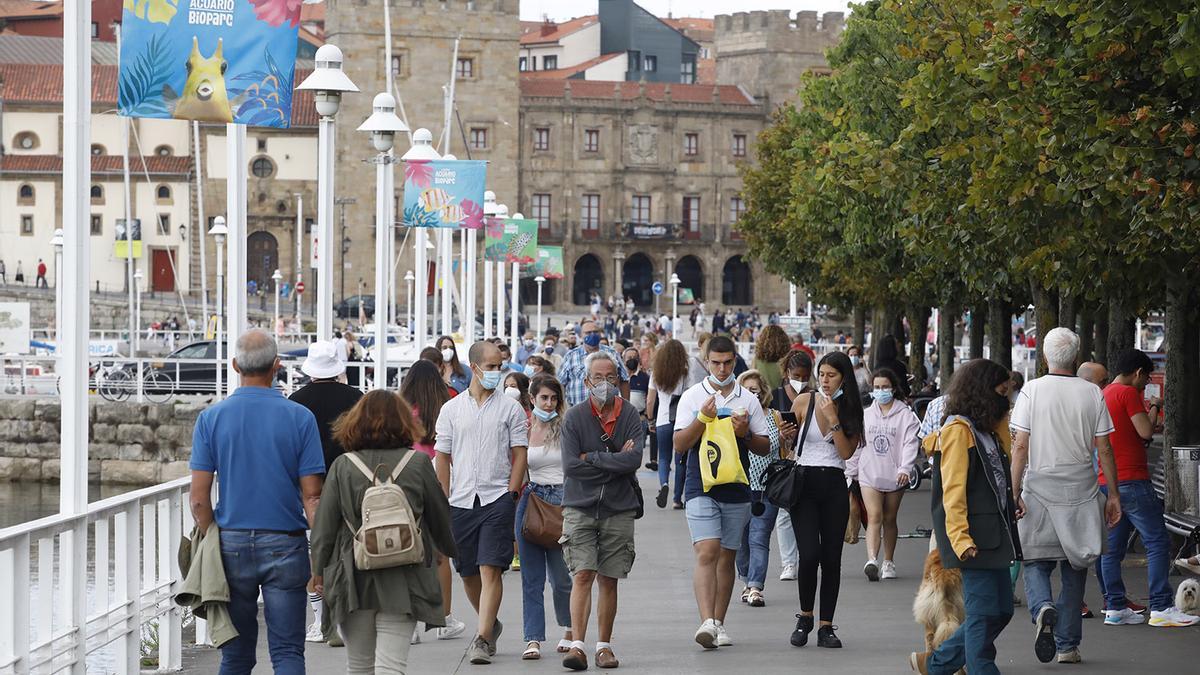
[50,228,63,343]
[297,44,359,342]
[482,191,498,339]
[534,275,545,342]
[404,269,415,340]
[358,92,409,390]
[133,269,144,353]
[209,216,228,398]
[670,273,681,338]
[495,204,509,340]
[509,212,523,358]
[271,268,283,337]
[402,128,441,349]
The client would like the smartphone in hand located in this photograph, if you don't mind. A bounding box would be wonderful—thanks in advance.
[780,411,798,427]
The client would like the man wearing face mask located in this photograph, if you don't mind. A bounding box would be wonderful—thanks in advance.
[560,320,630,407]
[517,333,539,366]
[559,351,646,670]
[673,336,771,650]
[435,341,530,664]
[847,345,871,400]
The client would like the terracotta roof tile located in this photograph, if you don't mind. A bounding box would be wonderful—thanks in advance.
[519,53,623,80]
[0,154,193,176]
[0,0,61,19]
[520,79,757,106]
[520,15,598,45]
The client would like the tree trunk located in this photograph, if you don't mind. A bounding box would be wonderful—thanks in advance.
[892,312,907,350]
[1163,273,1200,513]
[852,306,866,348]
[1078,305,1095,363]
[1106,296,1135,374]
[1058,292,1077,334]
[988,298,1012,370]
[1094,308,1109,368]
[1031,283,1058,377]
[869,306,885,370]
[908,305,931,392]
[938,305,957,391]
[968,305,986,360]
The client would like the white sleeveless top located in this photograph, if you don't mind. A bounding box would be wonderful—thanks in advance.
[795,408,845,469]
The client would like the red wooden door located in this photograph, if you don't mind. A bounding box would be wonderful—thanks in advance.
[152,249,176,292]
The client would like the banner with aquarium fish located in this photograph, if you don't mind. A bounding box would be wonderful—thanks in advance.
[118,0,301,127]
[401,160,488,229]
[484,218,539,264]
[521,246,564,279]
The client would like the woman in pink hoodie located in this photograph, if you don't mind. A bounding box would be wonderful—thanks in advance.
[846,367,920,582]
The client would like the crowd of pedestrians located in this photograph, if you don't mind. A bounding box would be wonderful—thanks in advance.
[183,318,1199,674]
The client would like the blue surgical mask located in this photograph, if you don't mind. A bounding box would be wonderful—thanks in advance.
[870,389,894,405]
[532,407,558,422]
[709,372,736,388]
[583,333,601,348]
[831,387,844,400]
[523,364,537,377]
[477,368,502,390]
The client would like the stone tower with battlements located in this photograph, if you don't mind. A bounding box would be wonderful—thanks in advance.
[324,0,520,308]
[714,10,844,108]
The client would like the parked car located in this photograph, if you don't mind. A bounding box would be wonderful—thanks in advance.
[335,295,375,319]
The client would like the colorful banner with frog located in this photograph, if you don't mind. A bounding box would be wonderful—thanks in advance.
[119,1,301,127]
[401,160,488,229]
[484,218,538,264]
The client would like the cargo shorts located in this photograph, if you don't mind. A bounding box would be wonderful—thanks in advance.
[560,506,636,579]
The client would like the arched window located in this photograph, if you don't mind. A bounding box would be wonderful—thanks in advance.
[14,132,38,150]
[156,184,172,202]
[17,184,35,204]
[90,184,104,202]
[90,144,106,156]
[250,156,275,178]
[154,145,172,156]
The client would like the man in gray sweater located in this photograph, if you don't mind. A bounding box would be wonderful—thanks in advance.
[559,351,645,671]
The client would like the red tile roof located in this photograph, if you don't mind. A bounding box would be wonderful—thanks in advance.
[0,1,61,19]
[662,17,714,35]
[520,15,598,45]
[299,2,324,23]
[520,79,757,106]
[519,53,623,80]
[0,63,318,128]
[0,154,194,176]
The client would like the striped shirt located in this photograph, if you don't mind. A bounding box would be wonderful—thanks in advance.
[559,344,631,407]
[435,390,530,508]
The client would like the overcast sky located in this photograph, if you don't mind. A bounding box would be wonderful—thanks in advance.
[519,0,854,21]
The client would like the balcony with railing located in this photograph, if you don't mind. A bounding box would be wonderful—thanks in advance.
[605,221,717,243]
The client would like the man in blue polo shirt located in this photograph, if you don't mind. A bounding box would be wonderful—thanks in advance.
[673,336,770,651]
[190,329,326,674]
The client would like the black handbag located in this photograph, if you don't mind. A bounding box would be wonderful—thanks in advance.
[763,394,816,509]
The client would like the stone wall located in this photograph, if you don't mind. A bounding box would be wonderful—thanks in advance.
[0,399,201,485]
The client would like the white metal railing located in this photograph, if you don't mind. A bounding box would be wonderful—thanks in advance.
[0,477,193,673]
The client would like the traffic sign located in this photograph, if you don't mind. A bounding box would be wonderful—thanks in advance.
[652,281,664,296]
[295,281,305,294]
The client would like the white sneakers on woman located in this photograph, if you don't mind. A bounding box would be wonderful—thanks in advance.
[881,560,898,579]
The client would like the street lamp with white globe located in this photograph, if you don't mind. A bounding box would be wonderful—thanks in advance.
[404,269,415,340]
[133,269,144,353]
[670,273,681,338]
[208,216,228,398]
[297,44,359,342]
[271,269,283,337]
[534,275,546,342]
[358,92,409,390]
[50,228,63,343]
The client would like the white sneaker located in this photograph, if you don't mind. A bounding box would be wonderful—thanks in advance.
[305,623,325,643]
[714,620,732,647]
[881,560,897,579]
[1104,607,1146,625]
[1056,647,1081,663]
[411,625,422,644]
[1149,606,1200,627]
[437,614,467,640]
[864,559,880,582]
[694,618,718,649]
[779,563,797,581]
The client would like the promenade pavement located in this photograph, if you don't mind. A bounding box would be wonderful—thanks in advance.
[179,467,1196,673]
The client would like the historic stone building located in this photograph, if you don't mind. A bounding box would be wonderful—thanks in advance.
[714,10,843,105]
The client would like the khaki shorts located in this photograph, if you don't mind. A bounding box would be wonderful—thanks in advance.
[560,507,636,579]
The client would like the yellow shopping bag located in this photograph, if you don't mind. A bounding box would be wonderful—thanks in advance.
[698,416,749,492]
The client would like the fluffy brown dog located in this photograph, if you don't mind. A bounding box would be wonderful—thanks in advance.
[912,548,965,653]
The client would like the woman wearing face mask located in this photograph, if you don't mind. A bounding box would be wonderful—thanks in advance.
[787,351,864,649]
[436,335,472,393]
[504,372,533,415]
[845,368,920,583]
[754,325,792,392]
[847,345,871,399]
[516,375,574,660]
[524,354,557,378]
[772,348,816,580]
[872,335,911,399]
[646,339,698,510]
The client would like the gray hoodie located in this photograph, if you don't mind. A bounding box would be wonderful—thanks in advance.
[560,398,645,519]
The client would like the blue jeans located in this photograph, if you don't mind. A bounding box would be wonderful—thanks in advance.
[928,568,1013,675]
[1096,480,1173,611]
[219,530,310,675]
[1023,560,1086,651]
[735,491,778,589]
[515,483,572,642]
[656,424,685,504]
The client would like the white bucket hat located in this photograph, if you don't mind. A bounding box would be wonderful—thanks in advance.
[302,341,345,379]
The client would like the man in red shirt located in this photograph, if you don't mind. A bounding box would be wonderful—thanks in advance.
[35,258,48,288]
[1097,349,1198,627]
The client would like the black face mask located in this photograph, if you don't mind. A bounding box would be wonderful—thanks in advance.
[625,358,639,371]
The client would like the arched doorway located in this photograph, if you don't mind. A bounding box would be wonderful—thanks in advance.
[247,231,279,294]
[573,254,604,306]
[675,255,704,304]
[722,255,752,306]
[623,253,654,308]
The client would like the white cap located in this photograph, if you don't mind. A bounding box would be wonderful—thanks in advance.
[301,341,346,379]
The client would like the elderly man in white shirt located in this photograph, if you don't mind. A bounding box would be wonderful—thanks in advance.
[436,340,529,665]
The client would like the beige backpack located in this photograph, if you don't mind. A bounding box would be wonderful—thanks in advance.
[343,452,424,570]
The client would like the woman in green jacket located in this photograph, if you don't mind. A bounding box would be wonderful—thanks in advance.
[311,390,458,675]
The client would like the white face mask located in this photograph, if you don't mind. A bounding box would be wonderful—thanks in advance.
[503,386,521,401]
[789,379,808,392]
[441,347,455,362]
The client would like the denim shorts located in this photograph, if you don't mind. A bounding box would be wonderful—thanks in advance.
[685,496,752,550]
